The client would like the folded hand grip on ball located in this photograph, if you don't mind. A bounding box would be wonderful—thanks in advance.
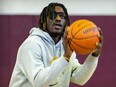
[68,19,100,55]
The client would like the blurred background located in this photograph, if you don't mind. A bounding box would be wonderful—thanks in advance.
[0,0,116,87]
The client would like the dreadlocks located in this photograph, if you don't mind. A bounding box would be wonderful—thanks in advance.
[38,2,70,31]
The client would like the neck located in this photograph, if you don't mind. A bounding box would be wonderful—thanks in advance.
[51,35,61,44]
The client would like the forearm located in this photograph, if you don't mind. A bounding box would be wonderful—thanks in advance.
[71,54,99,85]
[33,56,69,87]
[19,42,69,87]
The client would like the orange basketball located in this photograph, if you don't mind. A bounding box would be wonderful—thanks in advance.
[68,19,100,55]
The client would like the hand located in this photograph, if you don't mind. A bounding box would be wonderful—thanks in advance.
[63,26,72,59]
[92,27,103,57]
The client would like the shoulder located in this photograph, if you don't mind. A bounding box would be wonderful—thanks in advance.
[18,36,42,53]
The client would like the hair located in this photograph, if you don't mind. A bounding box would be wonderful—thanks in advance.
[38,2,70,31]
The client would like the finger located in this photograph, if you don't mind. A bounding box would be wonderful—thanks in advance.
[65,26,70,34]
[97,27,103,44]
[65,26,70,32]
[98,27,103,39]
[98,27,103,35]
[96,42,102,48]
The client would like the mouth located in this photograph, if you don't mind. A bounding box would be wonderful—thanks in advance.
[54,23,62,29]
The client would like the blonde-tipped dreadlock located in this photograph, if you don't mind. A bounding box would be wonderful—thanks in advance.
[38,2,70,32]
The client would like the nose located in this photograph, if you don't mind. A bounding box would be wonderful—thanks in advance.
[55,15,61,21]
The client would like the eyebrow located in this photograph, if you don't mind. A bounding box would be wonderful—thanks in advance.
[54,11,65,14]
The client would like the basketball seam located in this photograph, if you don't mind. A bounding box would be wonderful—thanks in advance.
[69,20,98,54]
[69,22,94,52]
[72,24,95,38]
[71,40,94,49]
[70,23,95,42]
[73,35,98,40]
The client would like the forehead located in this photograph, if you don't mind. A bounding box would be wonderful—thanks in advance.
[55,6,64,12]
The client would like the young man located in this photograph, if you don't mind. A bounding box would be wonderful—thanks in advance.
[9,2,103,87]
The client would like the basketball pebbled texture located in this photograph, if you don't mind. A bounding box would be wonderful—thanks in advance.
[68,19,100,55]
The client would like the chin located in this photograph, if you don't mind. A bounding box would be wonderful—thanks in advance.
[50,32,63,37]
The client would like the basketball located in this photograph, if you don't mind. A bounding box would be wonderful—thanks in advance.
[68,19,100,55]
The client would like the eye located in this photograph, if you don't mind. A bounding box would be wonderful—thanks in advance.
[59,13,65,19]
[48,11,54,19]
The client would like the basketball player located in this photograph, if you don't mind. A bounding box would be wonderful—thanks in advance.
[9,2,103,87]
